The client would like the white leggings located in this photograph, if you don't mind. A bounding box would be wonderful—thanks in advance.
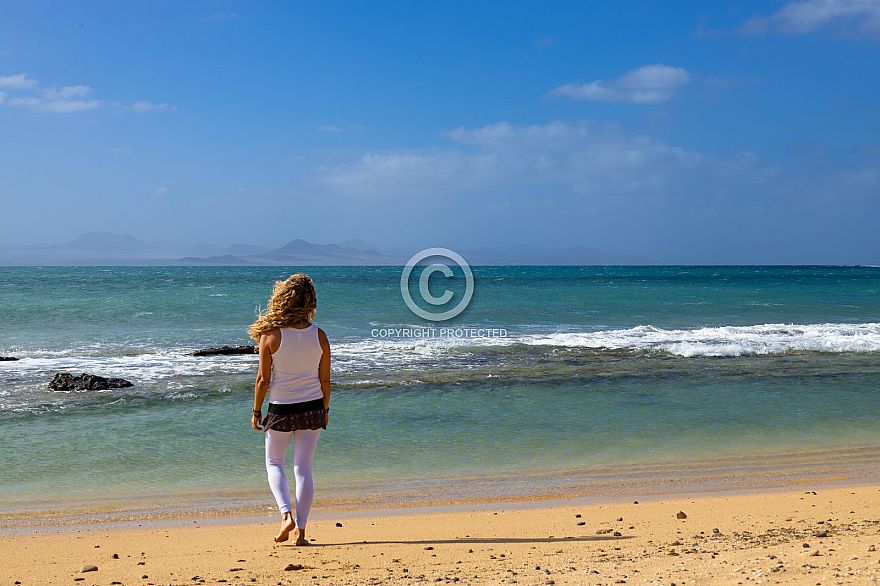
[265,428,322,528]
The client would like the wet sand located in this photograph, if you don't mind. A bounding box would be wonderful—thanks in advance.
[4,484,880,585]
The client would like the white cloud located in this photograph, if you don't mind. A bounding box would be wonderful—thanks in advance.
[0,73,173,114]
[44,85,92,100]
[740,0,880,38]
[130,101,174,113]
[27,84,103,112]
[548,64,691,104]
[314,120,769,200]
[8,89,103,113]
[0,73,37,90]
[316,149,498,196]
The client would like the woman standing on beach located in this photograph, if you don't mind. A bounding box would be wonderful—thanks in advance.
[249,274,331,545]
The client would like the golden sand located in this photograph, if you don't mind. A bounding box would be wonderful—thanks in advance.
[4,484,880,585]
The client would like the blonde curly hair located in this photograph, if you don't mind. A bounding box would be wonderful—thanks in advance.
[248,274,317,341]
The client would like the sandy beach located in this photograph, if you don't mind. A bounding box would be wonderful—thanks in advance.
[4,483,880,586]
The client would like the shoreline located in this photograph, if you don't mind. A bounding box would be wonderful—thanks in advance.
[5,444,880,532]
[4,478,879,536]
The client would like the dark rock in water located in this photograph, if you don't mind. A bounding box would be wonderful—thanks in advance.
[192,345,256,356]
[0,356,19,361]
[49,372,133,392]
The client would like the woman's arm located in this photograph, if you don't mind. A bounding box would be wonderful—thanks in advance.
[317,327,331,425]
[252,329,281,430]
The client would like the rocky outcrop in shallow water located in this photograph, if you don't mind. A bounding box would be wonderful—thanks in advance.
[0,356,18,361]
[191,345,256,356]
[49,372,133,392]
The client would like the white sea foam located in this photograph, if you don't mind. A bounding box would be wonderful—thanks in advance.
[519,323,880,357]
[3,322,877,413]
[6,322,877,384]
[3,351,256,385]
[329,322,880,362]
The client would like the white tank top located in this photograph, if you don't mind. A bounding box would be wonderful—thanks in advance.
[267,325,324,404]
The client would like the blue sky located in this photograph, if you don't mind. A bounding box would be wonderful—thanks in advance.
[1,0,878,263]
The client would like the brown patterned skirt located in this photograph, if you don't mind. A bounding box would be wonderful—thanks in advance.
[262,399,326,432]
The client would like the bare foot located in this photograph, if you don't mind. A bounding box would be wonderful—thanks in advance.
[294,527,309,546]
[274,512,295,543]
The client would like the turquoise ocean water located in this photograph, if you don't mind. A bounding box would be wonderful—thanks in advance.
[1,265,879,516]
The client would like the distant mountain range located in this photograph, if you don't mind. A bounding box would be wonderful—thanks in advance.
[0,232,658,265]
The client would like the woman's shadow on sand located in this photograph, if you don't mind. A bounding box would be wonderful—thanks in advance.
[278,534,635,547]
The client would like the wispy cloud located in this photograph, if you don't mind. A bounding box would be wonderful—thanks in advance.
[314,120,773,199]
[129,101,174,113]
[0,73,174,114]
[547,64,690,104]
[9,84,103,113]
[739,0,880,39]
[316,124,365,133]
[316,148,497,196]
[0,73,37,90]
